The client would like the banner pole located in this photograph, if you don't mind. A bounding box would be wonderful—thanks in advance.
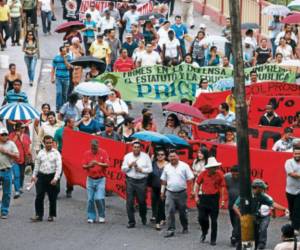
[229,0,255,249]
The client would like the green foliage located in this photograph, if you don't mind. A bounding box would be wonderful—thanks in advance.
[266,0,292,5]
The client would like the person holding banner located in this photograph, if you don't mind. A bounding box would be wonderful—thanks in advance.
[194,157,225,246]
[82,139,109,224]
[160,149,194,238]
[121,141,152,228]
[285,146,300,234]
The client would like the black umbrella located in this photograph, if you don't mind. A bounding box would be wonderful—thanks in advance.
[241,22,260,30]
[71,56,106,73]
[198,119,236,133]
[138,13,165,21]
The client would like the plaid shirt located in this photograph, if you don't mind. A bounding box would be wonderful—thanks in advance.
[33,148,62,181]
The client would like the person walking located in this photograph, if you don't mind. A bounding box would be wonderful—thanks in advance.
[23,31,38,86]
[82,139,109,223]
[3,63,22,95]
[285,146,300,234]
[0,127,19,219]
[160,149,194,238]
[149,148,168,230]
[194,157,225,246]
[222,18,232,60]
[121,141,152,228]
[38,0,53,35]
[224,165,240,247]
[181,0,194,29]
[31,135,62,222]
[0,0,10,51]
[7,0,22,46]
[51,46,73,112]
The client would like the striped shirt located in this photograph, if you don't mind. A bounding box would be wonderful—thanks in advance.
[52,54,72,79]
[7,0,22,18]
[113,57,134,72]
[5,90,28,103]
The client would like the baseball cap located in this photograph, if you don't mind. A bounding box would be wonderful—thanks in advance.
[0,127,9,135]
[251,179,267,189]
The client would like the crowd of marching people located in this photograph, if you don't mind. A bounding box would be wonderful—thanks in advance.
[1,0,300,249]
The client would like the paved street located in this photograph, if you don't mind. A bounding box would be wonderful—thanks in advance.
[0,2,292,250]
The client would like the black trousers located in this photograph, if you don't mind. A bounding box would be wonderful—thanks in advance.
[23,8,37,26]
[0,21,10,45]
[11,17,21,43]
[151,187,165,224]
[197,194,220,243]
[286,192,300,230]
[35,173,59,218]
[229,208,239,241]
[126,177,147,226]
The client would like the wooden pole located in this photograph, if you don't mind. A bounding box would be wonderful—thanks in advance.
[228,0,255,249]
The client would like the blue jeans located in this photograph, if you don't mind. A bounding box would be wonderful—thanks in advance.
[86,177,106,220]
[179,39,186,57]
[41,11,52,34]
[0,168,12,216]
[55,78,70,111]
[12,163,20,193]
[270,38,277,58]
[24,55,37,82]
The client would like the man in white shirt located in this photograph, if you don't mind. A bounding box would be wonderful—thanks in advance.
[85,2,101,24]
[160,150,194,237]
[122,5,139,33]
[216,102,236,124]
[162,30,182,65]
[98,10,116,35]
[158,20,170,47]
[272,127,294,152]
[38,0,53,35]
[122,141,152,228]
[137,43,162,67]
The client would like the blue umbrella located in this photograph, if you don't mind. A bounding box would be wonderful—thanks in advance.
[0,102,40,120]
[131,131,174,145]
[165,134,190,147]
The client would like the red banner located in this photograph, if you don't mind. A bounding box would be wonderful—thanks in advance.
[248,95,300,127]
[62,129,292,213]
[194,82,300,119]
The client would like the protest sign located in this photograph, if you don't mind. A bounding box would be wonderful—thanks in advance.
[62,129,292,212]
[248,95,300,127]
[97,64,233,102]
[193,82,300,119]
[79,0,152,20]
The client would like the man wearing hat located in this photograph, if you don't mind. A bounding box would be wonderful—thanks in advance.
[100,120,121,141]
[194,157,225,246]
[122,33,138,58]
[0,127,19,219]
[82,139,109,223]
[233,179,274,250]
[122,141,152,228]
[224,165,240,246]
[89,33,111,66]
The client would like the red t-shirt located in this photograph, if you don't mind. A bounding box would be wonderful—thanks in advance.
[9,132,31,164]
[113,57,135,72]
[82,149,110,178]
[196,170,225,195]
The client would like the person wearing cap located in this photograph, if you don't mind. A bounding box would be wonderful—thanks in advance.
[89,33,111,65]
[121,141,152,228]
[285,146,300,234]
[274,224,300,250]
[98,10,117,36]
[233,179,274,250]
[224,165,240,246]
[122,33,138,58]
[194,157,225,245]
[82,13,97,55]
[0,127,19,219]
[259,104,282,127]
[84,1,101,24]
[100,120,121,141]
[160,149,194,238]
[31,135,62,222]
[272,127,294,152]
[82,139,109,224]
[122,4,139,34]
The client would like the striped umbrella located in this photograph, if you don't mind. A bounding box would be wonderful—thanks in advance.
[0,102,40,120]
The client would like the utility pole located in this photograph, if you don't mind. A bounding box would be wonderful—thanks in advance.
[229,1,255,249]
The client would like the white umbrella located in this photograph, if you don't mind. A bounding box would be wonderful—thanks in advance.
[198,35,229,46]
[74,81,111,96]
[0,102,40,120]
[262,4,290,16]
[288,0,300,11]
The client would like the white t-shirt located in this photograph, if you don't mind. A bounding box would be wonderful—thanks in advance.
[161,161,194,192]
[98,16,116,32]
[132,48,145,63]
[276,45,293,60]
[158,27,170,47]
[164,38,180,58]
[39,0,51,12]
[138,51,162,67]
[105,98,128,125]
[272,138,293,152]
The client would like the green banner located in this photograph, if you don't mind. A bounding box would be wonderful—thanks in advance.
[96,64,296,103]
